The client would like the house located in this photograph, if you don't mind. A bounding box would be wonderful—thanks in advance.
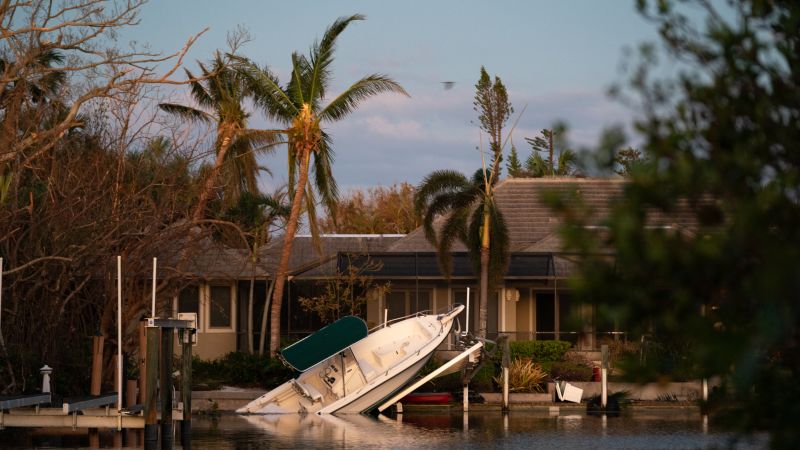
[175,177,698,360]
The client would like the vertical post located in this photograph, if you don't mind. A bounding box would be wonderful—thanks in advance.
[601,344,608,409]
[125,379,138,446]
[0,257,3,335]
[465,287,470,335]
[138,321,146,404]
[151,258,157,318]
[116,256,123,423]
[384,308,388,327]
[702,378,708,402]
[501,335,510,412]
[160,327,174,449]
[88,334,103,448]
[144,325,159,450]
[180,329,193,449]
[462,384,469,412]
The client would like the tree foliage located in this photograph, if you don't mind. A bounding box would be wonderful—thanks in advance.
[232,14,408,355]
[524,122,578,177]
[299,256,390,325]
[414,169,510,322]
[553,1,800,446]
[320,183,420,234]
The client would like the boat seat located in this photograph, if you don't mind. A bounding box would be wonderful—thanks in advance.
[373,341,409,366]
[293,380,323,403]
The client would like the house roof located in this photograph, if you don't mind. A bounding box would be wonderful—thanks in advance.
[387,177,699,254]
[388,177,629,253]
[259,234,404,279]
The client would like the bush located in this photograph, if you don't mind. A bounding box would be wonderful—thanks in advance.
[548,361,593,381]
[509,340,572,362]
[494,359,547,393]
[192,352,296,389]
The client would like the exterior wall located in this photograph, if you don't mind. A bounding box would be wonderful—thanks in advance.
[174,281,238,361]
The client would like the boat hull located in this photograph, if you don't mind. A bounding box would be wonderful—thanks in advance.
[237,305,464,415]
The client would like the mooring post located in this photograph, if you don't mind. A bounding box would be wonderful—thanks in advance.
[180,328,193,449]
[601,344,609,409]
[125,379,138,446]
[89,335,103,448]
[160,326,174,449]
[463,384,469,412]
[501,336,510,412]
[144,325,159,450]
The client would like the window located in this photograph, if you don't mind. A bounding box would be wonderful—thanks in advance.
[178,285,200,323]
[209,285,233,329]
[384,289,432,320]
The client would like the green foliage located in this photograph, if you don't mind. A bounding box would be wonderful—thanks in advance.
[551,1,800,445]
[548,361,593,382]
[509,340,572,362]
[506,145,523,177]
[474,66,513,156]
[414,169,510,289]
[524,122,577,177]
[192,352,296,389]
[494,359,547,393]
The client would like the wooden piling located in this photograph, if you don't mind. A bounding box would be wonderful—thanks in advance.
[180,329,193,449]
[125,379,138,446]
[144,325,159,449]
[160,327,174,449]
[88,335,103,448]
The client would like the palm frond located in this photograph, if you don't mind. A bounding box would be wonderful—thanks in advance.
[312,132,338,216]
[436,209,469,278]
[320,74,408,122]
[288,52,308,107]
[414,170,470,214]
[230,55,298,123]
[184,67,215,110]
[158,103,213,124]
[235,129,285,153]
[308,14,365,102]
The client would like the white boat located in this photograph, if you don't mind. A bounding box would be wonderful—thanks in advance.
[237,305,465,415]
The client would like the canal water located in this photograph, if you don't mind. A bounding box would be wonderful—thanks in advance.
[1,410,767,449]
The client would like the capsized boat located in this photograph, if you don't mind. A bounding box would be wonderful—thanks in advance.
[237,304,465,415]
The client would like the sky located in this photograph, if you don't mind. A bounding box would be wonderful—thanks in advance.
[124,0,666,193]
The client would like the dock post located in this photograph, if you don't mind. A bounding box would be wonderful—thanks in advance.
[144,325,159,450]
[180,328,193,449]
[501,336,510,412]
[463,384,469,412]
[601,344,608,409]
[160,326,174,449]
[88,335,103,448]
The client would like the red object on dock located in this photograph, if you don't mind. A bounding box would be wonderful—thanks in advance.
[399,392,453,404]
[592,367,601,381]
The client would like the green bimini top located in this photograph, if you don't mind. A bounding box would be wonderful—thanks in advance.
[280,316,369,372]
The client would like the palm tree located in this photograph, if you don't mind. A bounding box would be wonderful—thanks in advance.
[159,52,281,221]
[414,169,510,338]
[525,124,578,177]
[233,14,408,355]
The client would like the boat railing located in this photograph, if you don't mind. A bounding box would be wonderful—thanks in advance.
[368,303,463,333]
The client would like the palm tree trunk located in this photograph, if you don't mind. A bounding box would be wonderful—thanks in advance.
[191,134,232,223]
[268,147,312,355]
[258,278,275,355]
[478,207,491,338]
[247,247,256,353]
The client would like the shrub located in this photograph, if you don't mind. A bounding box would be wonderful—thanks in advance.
[509,340,572,362]
[494,359,547,393]
[192,352,296,389]
[548,361,593,381]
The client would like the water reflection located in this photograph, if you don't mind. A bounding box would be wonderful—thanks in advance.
[188,411,766,450]
[0,411,767,449]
